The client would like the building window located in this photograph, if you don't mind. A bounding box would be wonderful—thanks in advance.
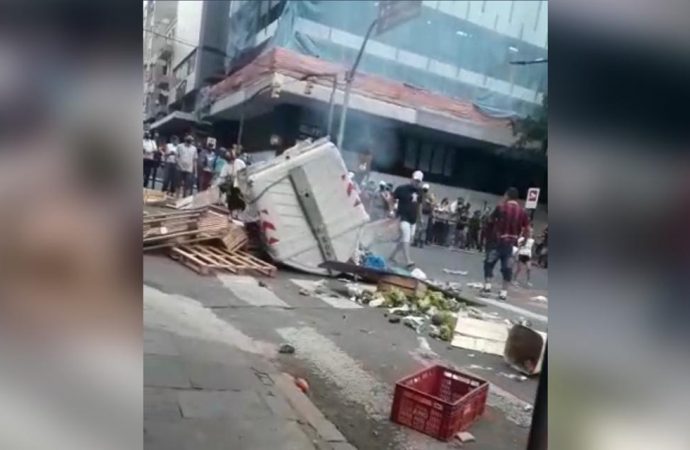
[431,145,445,174]
[443,149,455,177]
[418,142,432,172]
[404,138,418,169]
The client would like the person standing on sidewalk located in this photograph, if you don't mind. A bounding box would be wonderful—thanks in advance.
[388,170,423,269]
[482,187,530,301]
[161,135,179,195]
[143,131,157,188]
[176,135,197,197]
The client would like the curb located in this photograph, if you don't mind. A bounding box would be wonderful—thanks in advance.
[273,373,357,450]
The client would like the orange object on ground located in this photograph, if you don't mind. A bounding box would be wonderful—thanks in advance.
[294,377,310,394]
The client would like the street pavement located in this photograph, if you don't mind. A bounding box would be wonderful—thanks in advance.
[144,242,548,450]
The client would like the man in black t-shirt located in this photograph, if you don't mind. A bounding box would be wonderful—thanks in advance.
[388,170,424,268]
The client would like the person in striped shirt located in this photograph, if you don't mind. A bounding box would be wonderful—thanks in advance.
[483,187,531,300]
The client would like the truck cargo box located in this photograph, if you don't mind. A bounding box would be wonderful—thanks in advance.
[237,138,370,275]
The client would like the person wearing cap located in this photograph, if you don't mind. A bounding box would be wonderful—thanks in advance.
[413,183,435,248]
[388,170,424,268]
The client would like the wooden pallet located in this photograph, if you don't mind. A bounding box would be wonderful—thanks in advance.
[170,244,276,276]
[143,188,169,205]
[220,224,248,253]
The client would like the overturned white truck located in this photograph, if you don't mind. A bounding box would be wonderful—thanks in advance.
[237,138,373,275]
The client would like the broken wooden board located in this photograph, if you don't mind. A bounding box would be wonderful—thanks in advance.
[169,244,276,276]
[220,223,248,253]
[174,186,221,210]
[377,274,427,298]
[451,315,509,356]
[143,188,168,205]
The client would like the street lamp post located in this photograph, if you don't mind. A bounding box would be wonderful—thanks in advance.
[335,18,379,149]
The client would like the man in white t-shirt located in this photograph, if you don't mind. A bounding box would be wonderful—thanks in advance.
[176,135,197,197]
[143,132,157,188]
[162,135,179,194]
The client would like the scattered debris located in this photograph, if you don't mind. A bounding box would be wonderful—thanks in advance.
[468,364,493,371]
[403,316,426,333]
[279,343,296,354]
[468,353,475,358]
[530,295,548,303]
[258,280,268,288]
[443,269,468,276]
[523,404,534,412]
[450,314,509,356]
[466,281,484,289]
[299,288,310,296]
[388,315,401,324]
[499,372,528,382]
[410,267,427,280]
[368,297,385,307]
[456,431,475,443]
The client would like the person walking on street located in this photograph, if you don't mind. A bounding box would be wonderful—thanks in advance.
[143,131,157,188]
[388,170,424,269]
[176,135,197,197]
[483,187,530,301]
[513,226,535,287]
[162,135,179,194]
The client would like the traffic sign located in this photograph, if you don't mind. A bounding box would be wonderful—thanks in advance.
[525,188,540,209]
[377,0,422,35]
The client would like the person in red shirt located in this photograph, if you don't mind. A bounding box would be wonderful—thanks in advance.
[483,187,530,300]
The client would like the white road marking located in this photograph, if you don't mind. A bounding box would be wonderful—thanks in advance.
[475,296,548,323]
[143,285,274,356]
[217,274,290,308]
[290,279,362,309]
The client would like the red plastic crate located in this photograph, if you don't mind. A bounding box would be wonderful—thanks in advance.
[390,365,489,441]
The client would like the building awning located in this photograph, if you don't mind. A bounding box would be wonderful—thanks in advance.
[207,48,515,147]
[149,111,212,133]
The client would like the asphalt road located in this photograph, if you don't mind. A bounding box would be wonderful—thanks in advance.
[144,244,547,450]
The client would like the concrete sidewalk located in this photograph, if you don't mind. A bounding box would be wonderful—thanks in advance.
[144,328,355,450]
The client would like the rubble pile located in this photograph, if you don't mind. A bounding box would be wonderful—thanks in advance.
[143,189,275,276]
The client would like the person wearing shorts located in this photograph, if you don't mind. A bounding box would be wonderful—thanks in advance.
[388,170,423,269]
[513,227,535,286]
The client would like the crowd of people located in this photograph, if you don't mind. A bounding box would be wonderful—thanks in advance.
[356,171,548,301]
[143,131,249,216]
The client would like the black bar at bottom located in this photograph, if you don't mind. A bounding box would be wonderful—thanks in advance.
[526,344,547,450]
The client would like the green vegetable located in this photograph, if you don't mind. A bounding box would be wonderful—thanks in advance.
[382,288,407,307]
[439,324,453,342]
